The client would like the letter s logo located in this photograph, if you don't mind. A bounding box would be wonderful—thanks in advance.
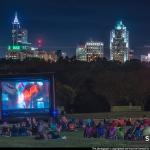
[145,136,150,142]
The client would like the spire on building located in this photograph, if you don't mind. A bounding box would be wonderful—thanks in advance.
[13,12,20,25]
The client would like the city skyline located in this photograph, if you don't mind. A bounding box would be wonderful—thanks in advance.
[1,0,150,58]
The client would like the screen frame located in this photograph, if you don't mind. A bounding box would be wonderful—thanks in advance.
[0,73,55,120]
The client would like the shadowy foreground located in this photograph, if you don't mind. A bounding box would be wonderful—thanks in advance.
[0,131,149,148]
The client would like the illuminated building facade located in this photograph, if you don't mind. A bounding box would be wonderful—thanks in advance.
[76,46,87,61]
[110,21,129,63]
[36,51,57,62]
[7,13,32,59]
[85,41,104,62]
[12,12,21,45]
[6,50,57,62]
[10,13,31,51]
[141,54,150,62]
[12,13,29,45]
[76,41,104,62]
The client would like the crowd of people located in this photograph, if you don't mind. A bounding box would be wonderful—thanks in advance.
[83,118,150,141]
[0,117,64,140]
[0,116,150,141]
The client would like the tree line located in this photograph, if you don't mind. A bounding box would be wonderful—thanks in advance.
[0,57,150,113]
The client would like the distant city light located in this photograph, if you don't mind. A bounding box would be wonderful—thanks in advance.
[38,39,42,44]
[36,39,44,47]
[8,45,21,51]
[141,53,150,62]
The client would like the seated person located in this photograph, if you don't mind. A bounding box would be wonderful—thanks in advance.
[35,121,48,140]
[56,124,62,134]
[50,122,57,132]
[48,121,61,139]
[60,116,68,131]
[125,125,136,140]
[18,122,28,136]
[84,124,90,138]
[78,119,83,128]
[68,122,76,131]
[126,118,132,126]
[0,129,2,136]
[108,126,117,139]
[97,123,105,138]
[32,123,38,136]
[84,124,93,138]
[116,127,124,140]
[2,122,10,137]
[134,126,143,140]
[144,119,150,126]
[11,124,18,137]
[91,125,97,138]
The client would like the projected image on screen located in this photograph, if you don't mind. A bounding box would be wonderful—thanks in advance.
[1,80,50,110]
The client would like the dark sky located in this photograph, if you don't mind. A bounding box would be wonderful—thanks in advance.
[1,0,150,57]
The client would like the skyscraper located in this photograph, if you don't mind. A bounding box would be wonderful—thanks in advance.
[85,41,104,62]
[110,21,129,63]
[6,13,32,59]
[76,40,104,62]
[76,45,87,61]
[8,12,31,52]
[12,12,21,45]
[12,12,30,46]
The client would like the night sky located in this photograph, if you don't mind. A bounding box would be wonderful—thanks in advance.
[1,0,150,58]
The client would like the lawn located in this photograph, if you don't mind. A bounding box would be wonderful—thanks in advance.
[0,131,149,148]
[0,111,149,148]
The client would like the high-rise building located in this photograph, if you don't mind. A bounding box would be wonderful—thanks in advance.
[76,41,104,62]
[11,12,31,49]
[85,41,104,62]
[110,21,129,63]
[12,12,21,45]
[76,45,87,61]
[7,13,32,59]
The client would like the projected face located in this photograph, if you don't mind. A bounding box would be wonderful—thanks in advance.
[1,80,50,110]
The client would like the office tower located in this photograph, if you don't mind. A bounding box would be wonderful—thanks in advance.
[76,45,87,61]
[76,41,104,62]
[110,21,129,63]
[12,12,21,45]
[85,41,104,62]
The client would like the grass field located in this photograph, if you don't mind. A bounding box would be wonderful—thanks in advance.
[0,131,149,148]
[0,111,149,147]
